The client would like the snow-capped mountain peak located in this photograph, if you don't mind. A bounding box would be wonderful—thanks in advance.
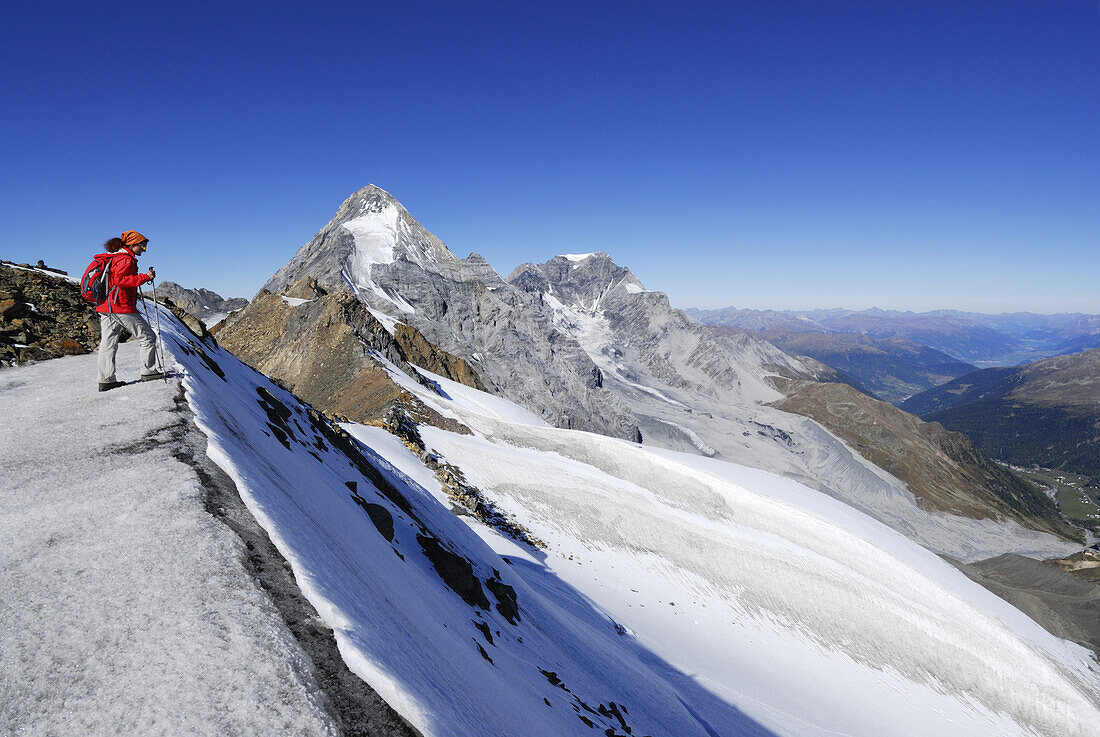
[343,185,458,275]
[265,185,458,305]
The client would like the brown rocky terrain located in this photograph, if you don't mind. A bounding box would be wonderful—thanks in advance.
[1045,549,1100,583]
[772,380,1078,540]
[216,277,483,430]
[392,322,487,392]
[1,261,100,365]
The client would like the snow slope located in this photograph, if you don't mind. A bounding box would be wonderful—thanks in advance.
[138,303,1100,737]
[370,359,1100,737]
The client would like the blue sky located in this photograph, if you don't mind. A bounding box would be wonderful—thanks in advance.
[2,1,1097,312]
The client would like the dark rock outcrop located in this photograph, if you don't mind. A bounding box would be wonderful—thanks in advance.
[1,261,99,365]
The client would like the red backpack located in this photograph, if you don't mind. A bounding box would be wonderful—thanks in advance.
[80,254,113,304]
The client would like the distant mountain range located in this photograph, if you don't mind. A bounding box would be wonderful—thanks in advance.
[688,305,1100,409]
[707,325,976,405]
[152,281,248,326]
[687,306,1100,367]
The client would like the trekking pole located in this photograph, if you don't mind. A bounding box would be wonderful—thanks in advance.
[149,274,168,381]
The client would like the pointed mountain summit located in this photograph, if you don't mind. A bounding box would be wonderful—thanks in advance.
[266,184,458,297]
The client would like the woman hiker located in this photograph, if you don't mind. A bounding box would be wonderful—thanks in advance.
[95,230,168,391]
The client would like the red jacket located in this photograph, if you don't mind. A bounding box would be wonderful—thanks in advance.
[94,248,151,314]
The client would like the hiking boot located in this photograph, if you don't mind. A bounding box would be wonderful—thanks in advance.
[98,380,126,392]
[140,372,170,382]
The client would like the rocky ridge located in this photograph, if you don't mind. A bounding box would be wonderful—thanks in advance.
[0,261,99,365]
[217,276,478,433]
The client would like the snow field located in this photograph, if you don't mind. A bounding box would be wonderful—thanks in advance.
[416,423,1100,736]
[0,344,336,736]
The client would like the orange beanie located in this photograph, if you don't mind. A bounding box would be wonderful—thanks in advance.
[120,230,148,246]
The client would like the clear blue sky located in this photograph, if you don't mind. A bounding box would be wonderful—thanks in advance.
[2,1,1097,312]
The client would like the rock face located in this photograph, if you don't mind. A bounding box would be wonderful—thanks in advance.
[217,277,472,432]
[265,185,640,441]
[0,261,99,365]
[152,281,248,326]
[508,253,823,400]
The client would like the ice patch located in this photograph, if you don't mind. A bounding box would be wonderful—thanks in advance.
[343,205,401,271]
[280,296,310,307]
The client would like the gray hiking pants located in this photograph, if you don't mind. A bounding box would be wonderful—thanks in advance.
[98,313,158,383]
